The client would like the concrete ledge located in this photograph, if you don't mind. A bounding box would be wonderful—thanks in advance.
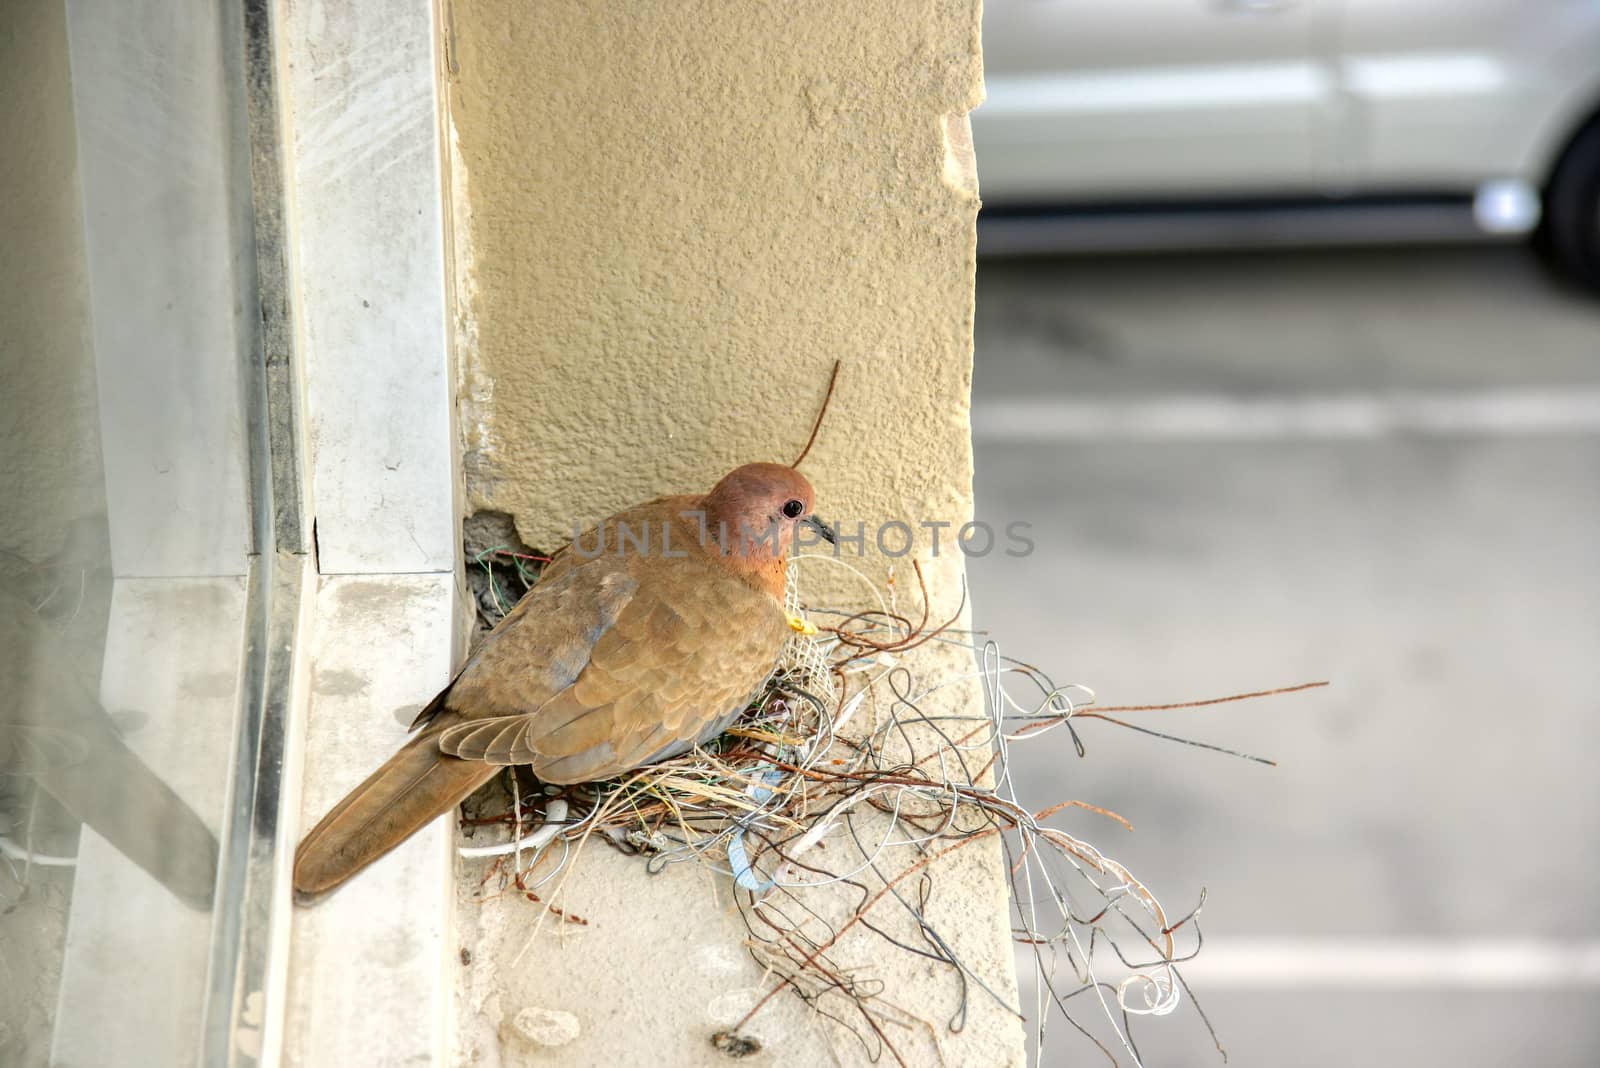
[284,574,458,1068]
[280,0,455,574]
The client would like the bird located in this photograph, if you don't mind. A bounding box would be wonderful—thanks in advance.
[293,461,836,898]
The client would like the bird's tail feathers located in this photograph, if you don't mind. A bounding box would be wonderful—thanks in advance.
[293,716,496,899]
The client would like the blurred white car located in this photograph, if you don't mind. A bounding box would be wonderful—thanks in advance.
[974,0,1600,287]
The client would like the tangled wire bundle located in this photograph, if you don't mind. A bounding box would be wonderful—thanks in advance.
[462,549,1322,1066]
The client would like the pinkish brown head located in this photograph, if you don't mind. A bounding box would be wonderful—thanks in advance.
[704,462,836,561]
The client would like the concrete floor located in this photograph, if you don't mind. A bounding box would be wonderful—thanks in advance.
[967,245,1600,1067]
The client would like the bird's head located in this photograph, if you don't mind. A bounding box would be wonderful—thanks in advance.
[704,462,836,562]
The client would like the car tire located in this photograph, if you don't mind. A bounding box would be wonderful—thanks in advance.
[1537,115,1600,292]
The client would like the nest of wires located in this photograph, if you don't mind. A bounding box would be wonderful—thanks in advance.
[461,549,1321,1066]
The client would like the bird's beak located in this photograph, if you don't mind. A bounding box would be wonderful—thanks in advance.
[803,514,837,544]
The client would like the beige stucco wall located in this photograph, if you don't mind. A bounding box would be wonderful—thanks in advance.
[0,0,104,568]
[443,2,1019,1063]
[448,2,984,607]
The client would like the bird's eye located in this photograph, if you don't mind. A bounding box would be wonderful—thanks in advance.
[781,499,805,519]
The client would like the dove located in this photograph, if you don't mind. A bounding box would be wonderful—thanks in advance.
[293,462,836,897]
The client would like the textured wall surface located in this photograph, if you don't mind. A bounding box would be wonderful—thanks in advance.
[444,3,1018,1064]
[448,1,984,608]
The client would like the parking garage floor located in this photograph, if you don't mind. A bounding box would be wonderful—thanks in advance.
[968,244,1600,1067]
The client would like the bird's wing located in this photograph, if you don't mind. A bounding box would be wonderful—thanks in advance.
[408,494,697,732]
[436,550,788,783]
[430,553,643,722]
